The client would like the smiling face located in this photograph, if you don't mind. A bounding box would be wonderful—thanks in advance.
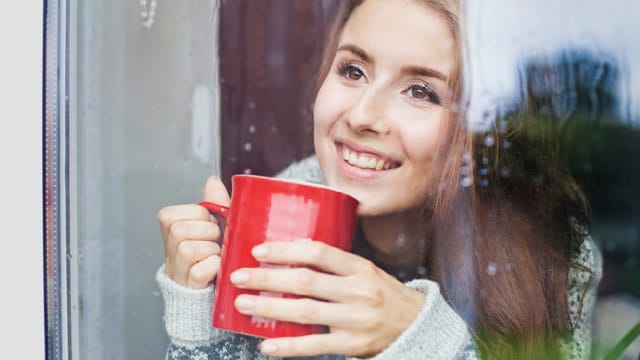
[313,0,458,216]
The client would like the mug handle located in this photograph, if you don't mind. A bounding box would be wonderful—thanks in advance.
[199,201,230,219]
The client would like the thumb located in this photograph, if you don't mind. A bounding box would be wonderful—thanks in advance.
[203,176,231,207]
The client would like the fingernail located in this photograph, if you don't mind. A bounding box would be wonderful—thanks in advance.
[252,244,268,258]
[230,270,249,284]
[235,295,255,310]
[260,342,278,354]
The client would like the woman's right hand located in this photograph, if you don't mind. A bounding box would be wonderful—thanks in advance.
[157,176,231,288]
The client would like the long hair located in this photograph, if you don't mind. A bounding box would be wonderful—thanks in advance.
[314,1,593,359]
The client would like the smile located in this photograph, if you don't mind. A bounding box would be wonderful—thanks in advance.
[342,146,400,171]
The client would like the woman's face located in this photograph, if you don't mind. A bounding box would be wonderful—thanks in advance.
[314,0,457,216]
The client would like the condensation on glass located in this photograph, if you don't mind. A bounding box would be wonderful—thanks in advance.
[45,0,220,358]
[44,0,640,358]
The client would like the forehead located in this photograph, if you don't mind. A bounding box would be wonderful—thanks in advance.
[340,0,456,77]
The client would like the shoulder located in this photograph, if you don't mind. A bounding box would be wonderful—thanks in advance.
[275,155,325,185]
[571,235,603,285]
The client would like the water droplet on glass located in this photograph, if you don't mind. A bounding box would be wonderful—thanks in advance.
[505,262,513,271]
[605,240,616,252]
[487,262,497,276]
[484,136,495,147]
[244,142,252,151]
[480,179,489,187]
[500,166,511,178]
[460,177,473,187]
[479,168,488,176]
[460,166,471,176]
[153,291,160,297]
[249,125,256,133]
[243,168,252,174]
[396,233,407,247]
[481,157,489,165]
[248,101,256,110]
[502,140,511,149]
[417,266,427,276]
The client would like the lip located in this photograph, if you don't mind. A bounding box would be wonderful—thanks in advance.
[334,140,401,180]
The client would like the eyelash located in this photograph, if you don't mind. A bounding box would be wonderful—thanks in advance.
[335,61,442,106]
[404,81,442,105]
[336,61,366,81]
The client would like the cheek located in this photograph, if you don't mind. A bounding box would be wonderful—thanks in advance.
[313,81,341,132]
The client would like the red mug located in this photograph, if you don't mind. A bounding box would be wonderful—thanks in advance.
[199,175,359,338]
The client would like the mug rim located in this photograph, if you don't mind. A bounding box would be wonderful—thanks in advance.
[231,174,359,203]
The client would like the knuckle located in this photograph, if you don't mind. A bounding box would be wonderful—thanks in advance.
[156,206,171,223]
[169,221,188,241]
[176,241,196,260]
[308,241,326,262]
[189,267,213,287]
[296,298,318,324]
[292,268,315,291]
[353,283,384,307]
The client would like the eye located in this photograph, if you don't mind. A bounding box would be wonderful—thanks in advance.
[405,82,442,105]
[338,63,366,81]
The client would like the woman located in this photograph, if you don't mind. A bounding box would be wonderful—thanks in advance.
[156,0,601,358]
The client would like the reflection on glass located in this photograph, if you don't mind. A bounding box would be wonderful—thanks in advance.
[46,0,640,358]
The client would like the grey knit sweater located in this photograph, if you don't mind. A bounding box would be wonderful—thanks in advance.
[156,156,602,360]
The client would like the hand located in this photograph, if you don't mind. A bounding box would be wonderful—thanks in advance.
[157,176,230,288]
[229,241,425,358]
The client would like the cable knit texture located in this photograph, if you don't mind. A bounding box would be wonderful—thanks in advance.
[157,155,601,359]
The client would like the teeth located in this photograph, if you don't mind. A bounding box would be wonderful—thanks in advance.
[342,147,396,171]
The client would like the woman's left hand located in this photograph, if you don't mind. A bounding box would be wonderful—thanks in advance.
[229,240,425,358]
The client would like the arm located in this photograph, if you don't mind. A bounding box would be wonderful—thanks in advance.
[157,266,272,360]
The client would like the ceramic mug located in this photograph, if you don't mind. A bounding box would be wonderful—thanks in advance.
[199,175,359,338]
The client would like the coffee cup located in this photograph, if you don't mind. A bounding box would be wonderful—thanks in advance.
[199,175,358,338]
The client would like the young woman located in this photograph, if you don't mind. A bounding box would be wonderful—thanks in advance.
[156,0,601,359]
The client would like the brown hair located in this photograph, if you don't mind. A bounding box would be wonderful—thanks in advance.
[315,1,592,359]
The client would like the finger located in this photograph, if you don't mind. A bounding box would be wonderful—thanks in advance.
[203,176,231,206]
[187,254,221,288]
[230,267,347,302]
[258,332,354,358]
[251,240,374,276]
[234,295,350,328]
[166,220,221,262]
[157,204,211,244]
[173,240,221,286]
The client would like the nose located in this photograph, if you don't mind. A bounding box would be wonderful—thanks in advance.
[346,85,392,136]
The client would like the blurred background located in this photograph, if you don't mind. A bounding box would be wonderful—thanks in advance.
[44,0,639,358]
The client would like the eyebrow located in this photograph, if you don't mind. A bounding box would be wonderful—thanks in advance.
[336,44,448,82]
[336,44,373,63]
[402,65,447,82]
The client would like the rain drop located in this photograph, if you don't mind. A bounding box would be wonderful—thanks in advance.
[484,136,495,147]
[396,233,407,247]
[417,266,427,276]
[244,142,252,151]
[460,177,473,187]
[243,168,252,174]
[487,262,497,276]
[248,101,256,109]
[248,125,256,134]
